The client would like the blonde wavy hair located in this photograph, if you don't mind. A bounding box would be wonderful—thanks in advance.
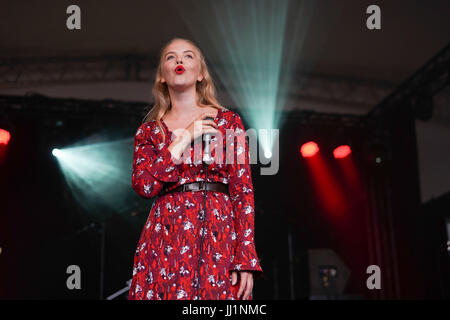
[142,38,226,142]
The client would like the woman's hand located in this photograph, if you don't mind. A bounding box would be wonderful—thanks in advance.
[168,111,219,160]
[231,271,254,300]
[184,111,219,143]
[168,112,218,160]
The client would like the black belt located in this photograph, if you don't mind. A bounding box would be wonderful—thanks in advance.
[159,182,229,197]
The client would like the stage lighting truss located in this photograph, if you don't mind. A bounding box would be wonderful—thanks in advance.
[0,56,394,113]
[369,42,449,119]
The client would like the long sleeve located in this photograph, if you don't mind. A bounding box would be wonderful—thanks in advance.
[131,122,180,199]
[227,113,263,276]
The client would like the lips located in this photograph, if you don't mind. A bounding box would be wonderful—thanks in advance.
[175,65,185,74]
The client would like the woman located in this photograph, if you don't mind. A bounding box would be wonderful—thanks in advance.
[128,38,262,300]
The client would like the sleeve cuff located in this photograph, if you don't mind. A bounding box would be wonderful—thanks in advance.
[229,245,264,279]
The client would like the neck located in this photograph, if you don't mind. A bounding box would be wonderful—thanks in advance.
[167,85,200,118]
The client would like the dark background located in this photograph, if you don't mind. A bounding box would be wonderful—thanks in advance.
[0,0,449,299]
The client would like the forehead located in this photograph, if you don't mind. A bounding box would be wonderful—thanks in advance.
[163,40,198,55]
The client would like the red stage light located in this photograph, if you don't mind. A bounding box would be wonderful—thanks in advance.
[333,145,351,159]
[301,141,319,158]
[0,129,11,145]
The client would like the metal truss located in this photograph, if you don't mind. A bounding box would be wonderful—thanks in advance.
[0,93,149,119]
[0,55,394,112]
[0,92,360,121]
[0,55,158,89]
[286,72,393,112]
[368,42,450,118]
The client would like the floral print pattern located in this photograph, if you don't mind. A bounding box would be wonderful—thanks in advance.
[128,108,263,300]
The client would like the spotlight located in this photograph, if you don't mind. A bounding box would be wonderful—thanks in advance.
[174,0,311,155]
[0,128,11,145]
[301,141,319,158]
[51,137,136,215]
[52,148,61,157]
[264,149,272,159]
[333,145,351,159]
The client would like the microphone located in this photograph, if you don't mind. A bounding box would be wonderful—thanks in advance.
[203,117,214,165]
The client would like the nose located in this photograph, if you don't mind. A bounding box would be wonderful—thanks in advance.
[176,58,183,64]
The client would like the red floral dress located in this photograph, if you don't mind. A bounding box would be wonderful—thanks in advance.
[128,108,263,300]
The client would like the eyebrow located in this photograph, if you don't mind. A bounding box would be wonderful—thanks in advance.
[164,50,195,57]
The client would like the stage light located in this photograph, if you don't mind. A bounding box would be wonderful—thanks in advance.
[333,145,351,159]
[302,143,348,216]
[264,149,272,159]
[52,148,61,157]
[175,0,316,159]
[52,137,135,215]
[0,129,11,145]
[301,141,319,158]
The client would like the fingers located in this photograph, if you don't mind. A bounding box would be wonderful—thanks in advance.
[201,120,218,129]
[199,120,219,136]
[198,111,217,120]
[243,273,253,300]
[193,119,218,131]
[232,271,254,300]
[194,112,216,125]
[201,124,219,137]
[237,271,253,300]
[188,118,219,141]
[231,271,238,286]
[237,272,246,299]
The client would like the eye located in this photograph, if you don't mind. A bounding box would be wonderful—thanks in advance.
[167,55,174,60]
[186,54,193,59]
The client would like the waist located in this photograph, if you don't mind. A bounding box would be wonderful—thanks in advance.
[159,181,229,197]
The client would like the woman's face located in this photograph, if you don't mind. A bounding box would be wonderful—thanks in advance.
[160,40,204,89]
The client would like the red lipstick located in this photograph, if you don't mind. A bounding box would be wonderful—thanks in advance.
[175,65,185,74]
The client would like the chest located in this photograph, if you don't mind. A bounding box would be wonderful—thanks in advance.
[165,118,193,132]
